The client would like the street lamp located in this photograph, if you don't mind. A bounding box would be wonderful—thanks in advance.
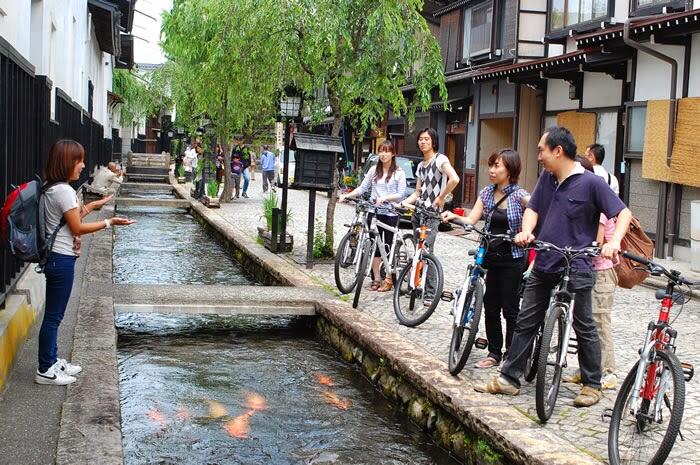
[279,85,303,252]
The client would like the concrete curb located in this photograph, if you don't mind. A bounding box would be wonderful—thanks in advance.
[0,293,39,393]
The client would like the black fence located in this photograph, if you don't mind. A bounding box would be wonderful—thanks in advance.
[131,136,147,153]
[1,38,113,307]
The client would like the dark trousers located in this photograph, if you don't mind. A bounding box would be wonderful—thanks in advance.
[483,257,525,362]
[39,252,77,372]
[262,170,275,192]
[367,213,398,258]
[500,269,601,389]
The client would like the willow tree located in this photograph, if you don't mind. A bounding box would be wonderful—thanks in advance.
[161,0,446,244]
[161,0,288,201]
[113,68,171,132]
[279,0,447,251]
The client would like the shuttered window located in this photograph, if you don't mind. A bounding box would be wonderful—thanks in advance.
[470,2,493,57]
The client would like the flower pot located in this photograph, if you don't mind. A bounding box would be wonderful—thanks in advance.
[177,176,186,183]
[202,196,220,208]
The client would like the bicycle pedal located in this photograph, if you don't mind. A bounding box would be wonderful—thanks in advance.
[440,291,454,302]
[474,337,488,350]
[601,408,613,423]
[681,362,694,382]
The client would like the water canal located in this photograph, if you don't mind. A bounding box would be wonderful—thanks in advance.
[113,195,460,465]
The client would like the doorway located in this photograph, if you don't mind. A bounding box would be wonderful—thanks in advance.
[478,118,514,191]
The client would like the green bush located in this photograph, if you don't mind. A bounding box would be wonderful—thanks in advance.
[177,165,185,177]
[260,190,292,230]
[312,220,334,259]
[207,179,219,197]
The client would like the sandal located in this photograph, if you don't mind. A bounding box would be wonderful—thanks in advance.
[474,356,500,369]
[377,277,393,292]
[369,280,381,291]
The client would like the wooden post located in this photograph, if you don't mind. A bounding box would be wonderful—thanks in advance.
[306,189,316,269]
[271,207,279,253]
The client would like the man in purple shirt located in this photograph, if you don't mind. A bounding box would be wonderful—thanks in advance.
[476,126,632,408]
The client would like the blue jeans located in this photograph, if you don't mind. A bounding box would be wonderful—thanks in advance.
[38,252,77,372]
[242,168,250,193]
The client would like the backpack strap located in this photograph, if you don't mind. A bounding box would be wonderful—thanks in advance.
[607,172,612,186]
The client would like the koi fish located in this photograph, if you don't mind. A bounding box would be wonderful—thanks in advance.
[322,391,352,410]
[175,406,192,421]
[243,392,268,412]
[224,411,253,439]
[314,373,334,386]
[146,408,167,428]
[206,400,228,419]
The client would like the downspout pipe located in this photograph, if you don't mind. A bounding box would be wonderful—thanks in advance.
[623,18,678,259]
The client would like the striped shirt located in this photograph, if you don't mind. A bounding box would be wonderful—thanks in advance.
[355,166,407,214]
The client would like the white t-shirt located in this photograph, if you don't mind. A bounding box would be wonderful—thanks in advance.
[44,183,78,256]
[184,148,198,172]
[593,164,619,195]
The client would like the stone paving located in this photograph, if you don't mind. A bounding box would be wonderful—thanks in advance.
[206,179,699,464]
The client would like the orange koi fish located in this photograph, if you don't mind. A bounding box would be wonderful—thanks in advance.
[224,411,253,439]
[146,408,167,428]
[322,391,352,410]
[314,373,334,386]
[243,392,268,412]
[206,400,228,419]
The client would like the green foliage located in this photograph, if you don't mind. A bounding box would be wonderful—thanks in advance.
[207,179,219,197]
[177,165,185,177]
[113,68,171,127]
[312,220,334,258]
[260,190,293,230]
[476,439,503,464]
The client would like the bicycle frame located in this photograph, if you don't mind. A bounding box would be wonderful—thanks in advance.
[552,272,576,369]
[364,213,407,277]
[454,242,486,325]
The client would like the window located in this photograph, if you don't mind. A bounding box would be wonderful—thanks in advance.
[470,2,493,57]
[461,8,472,61]
[550,0,609,31]
[626,105,647,154]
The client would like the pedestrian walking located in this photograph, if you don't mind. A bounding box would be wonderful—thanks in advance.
[183,144,196,182]
[215,144,225,184]
[230,152,243,199]
[474,127,632,409]
[249,149,257,181]
[260,145,276,192]
[36,140,135,386]
[231,137,251,198]
[442,149,530,369]
[584,144,619,195]
[339,140,407,292]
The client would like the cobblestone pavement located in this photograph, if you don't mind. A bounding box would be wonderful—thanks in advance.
[210,180,699,464]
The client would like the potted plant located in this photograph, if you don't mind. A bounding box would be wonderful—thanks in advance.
[177,165,186,183]
[257,190,294,252]
[202,179,220,208]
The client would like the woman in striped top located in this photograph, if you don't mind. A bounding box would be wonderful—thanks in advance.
[339,141,407,292]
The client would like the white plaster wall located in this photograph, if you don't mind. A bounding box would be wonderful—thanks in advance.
[688,33,700,97]
[548,44,565,57]
[546,79,579,111]
[0,0,31,60]
[614,0,630,22]
[582,72,623,108]
[634,43,685,101]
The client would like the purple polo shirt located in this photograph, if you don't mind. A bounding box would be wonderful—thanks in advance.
[528,165,626,273]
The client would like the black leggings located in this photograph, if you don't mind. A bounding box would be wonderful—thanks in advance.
[366,213,399,258]
[483,257,525,361]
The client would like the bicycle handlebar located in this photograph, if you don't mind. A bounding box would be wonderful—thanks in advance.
[528,240,600,258]
[452,222,515,243]
[622,251,699,286]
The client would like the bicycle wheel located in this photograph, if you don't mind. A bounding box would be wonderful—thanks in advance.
[352,239,373,309]
[448,279,484,376]
[608,349,685,465]
[535,305,566,422]
[334,230,361,294]
[393,252,444,327]
[524,323,543,383]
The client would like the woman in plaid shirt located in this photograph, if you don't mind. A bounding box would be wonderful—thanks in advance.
[442,149,530,369]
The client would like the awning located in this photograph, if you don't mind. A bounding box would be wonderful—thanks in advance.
[115,0,136,33]
[473,49,594,81]
[88,0,121,56]
[107,90,124,109]
[576,9,700,46]
[115,34,134,69]
[430,97,470,111]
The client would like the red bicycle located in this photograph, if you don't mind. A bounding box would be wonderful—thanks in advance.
[608,252,696,465]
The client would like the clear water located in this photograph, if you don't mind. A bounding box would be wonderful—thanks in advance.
[117,314,460,465]
[113,206,256,285]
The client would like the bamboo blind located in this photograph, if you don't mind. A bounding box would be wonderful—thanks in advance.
[556,111,597,151]
[641,99,673,182]
[670,97,700,188]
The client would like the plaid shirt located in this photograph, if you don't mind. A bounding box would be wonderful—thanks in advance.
[480,183,529,259]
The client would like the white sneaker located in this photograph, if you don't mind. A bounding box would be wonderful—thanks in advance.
[35,362,76,385]
[57,358,82,376]
[601,373,618,390]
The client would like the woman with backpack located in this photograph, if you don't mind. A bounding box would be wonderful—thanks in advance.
[441,149,530,369]
[36,139,134,386]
